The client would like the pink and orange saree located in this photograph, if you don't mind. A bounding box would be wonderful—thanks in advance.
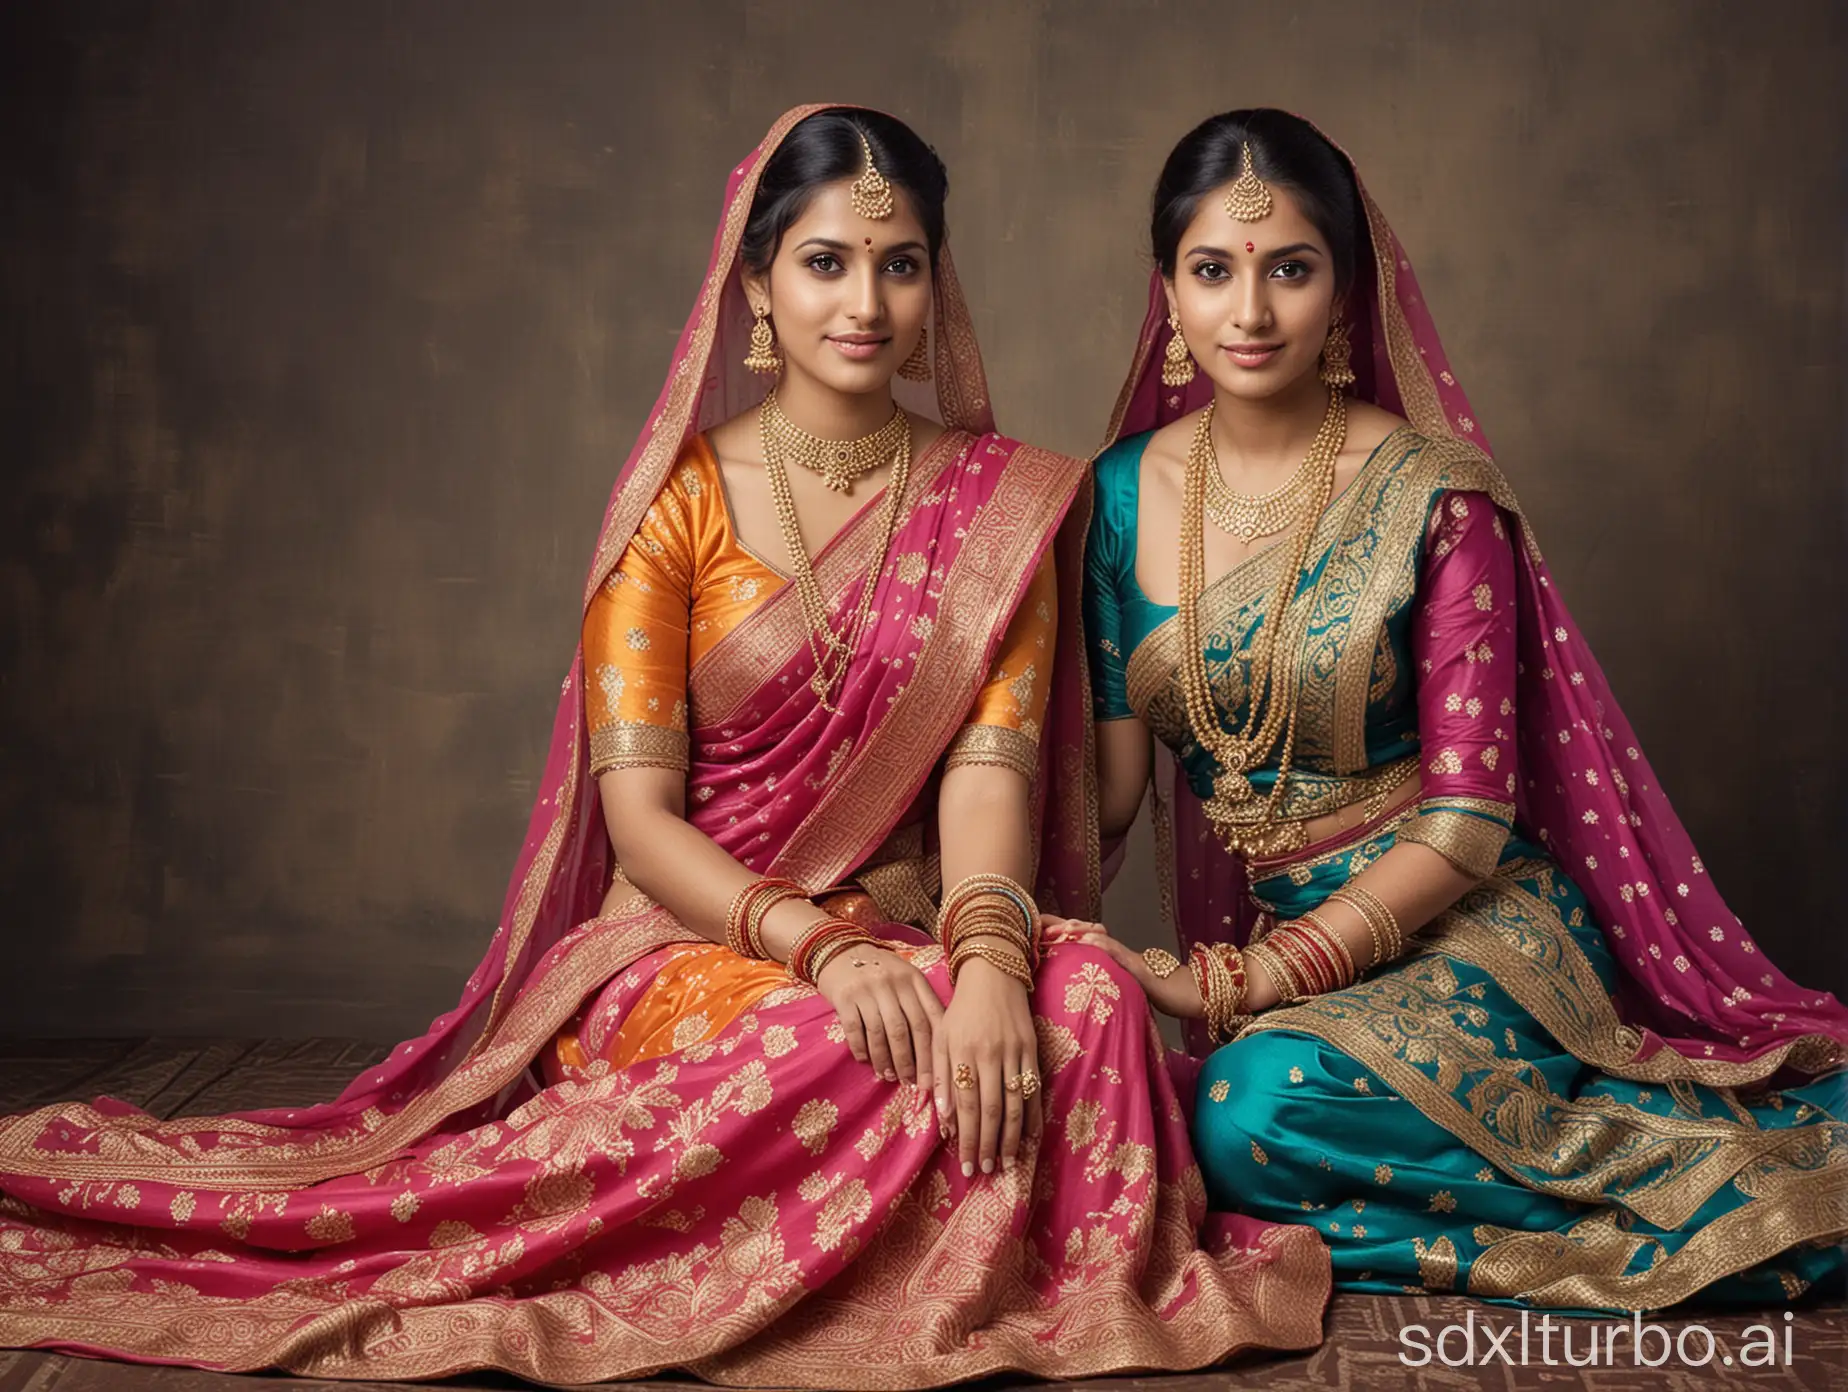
[0,107,1328,1385]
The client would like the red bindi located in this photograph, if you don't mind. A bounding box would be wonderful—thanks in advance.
[864,238,873,248]
[1245,241,1255,253]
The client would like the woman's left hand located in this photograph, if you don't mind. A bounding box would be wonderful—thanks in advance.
[932,959,1042,1178]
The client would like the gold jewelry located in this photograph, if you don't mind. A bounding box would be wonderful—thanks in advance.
[948,940,1034,989]
[1327,885,1403,966]
[1003,1074,1021,1093]
[1223,141,1274,223]
[850,132,895,220]
[1245,940,1300,1003]
[1016,1070,1040,1099]
[1177,390,1346,855]
[761,388,908,494]
[759,392,912,713]
[939,875,1039,960]
[953,1062,976,1091]
[1142,947,1184,979]
[897,322,931,381]
[1201,439,1324,542]
[1319,316,1356,389]
[1161,308,1196,388]
[744,303,781,374]
[1296,910,1357,986]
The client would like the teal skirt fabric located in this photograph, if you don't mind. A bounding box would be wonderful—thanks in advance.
[1194,827,1847,1313]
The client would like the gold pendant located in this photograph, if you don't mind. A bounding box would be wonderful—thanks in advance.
[1215,770,1253,804]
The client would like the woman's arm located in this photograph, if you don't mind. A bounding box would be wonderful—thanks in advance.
[931,556,1056,1177]
[1246,489,1519,1005]
[1097,715,1153,841]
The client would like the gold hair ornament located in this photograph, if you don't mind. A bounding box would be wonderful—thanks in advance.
[1223,142,1274,223]
[850,132,895,220]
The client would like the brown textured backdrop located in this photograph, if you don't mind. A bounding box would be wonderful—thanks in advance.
[1,0,1842,1039]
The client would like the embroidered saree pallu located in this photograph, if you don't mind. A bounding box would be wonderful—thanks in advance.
[1085,116,1848,1313]
[0,106,1329,1386]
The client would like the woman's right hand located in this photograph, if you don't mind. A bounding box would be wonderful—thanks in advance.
[814,943,945,1092]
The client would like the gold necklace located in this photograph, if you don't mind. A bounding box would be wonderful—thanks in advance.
[758,396,913,712]
[1202,444,1322,540]
[1175,388,1346,851]
[761,389,908,494]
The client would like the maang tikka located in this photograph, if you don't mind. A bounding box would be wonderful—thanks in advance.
[850,132,895,221]
[1223,142,1274,223]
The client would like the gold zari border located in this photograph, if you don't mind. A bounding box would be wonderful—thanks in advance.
[1396,802,1513,879]
[1237,862,1847,1248]
[588,723,690,775]
[943,723,1040,780]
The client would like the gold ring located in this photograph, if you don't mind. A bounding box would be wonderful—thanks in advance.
[1017,1070,1040,1099]
[1004,1075,1021,1093]
[953,1063,975,1091]
[1142,948,1183,979]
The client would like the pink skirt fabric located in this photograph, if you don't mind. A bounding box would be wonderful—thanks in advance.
[0,941,1328,1386]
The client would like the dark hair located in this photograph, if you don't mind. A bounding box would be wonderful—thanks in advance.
[1151,109,1363,294]
[739,109,949,275]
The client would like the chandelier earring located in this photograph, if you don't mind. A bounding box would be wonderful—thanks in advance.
[1319,315,1355,389]
[744,302,781,375]
[1161,308,1196,388]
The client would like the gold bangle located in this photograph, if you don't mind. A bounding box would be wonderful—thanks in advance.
[940,874,1038,950]
[949,940,1033,988]
[1297,910,1357,986]
[1246,941,1301,1003]
[1328,885,1403,966]
[747,886,806,961]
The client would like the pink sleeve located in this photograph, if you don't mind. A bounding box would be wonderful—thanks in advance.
[1400,490,1518,878]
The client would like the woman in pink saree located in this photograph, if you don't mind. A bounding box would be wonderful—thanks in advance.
[0,107,1329,1384]
[1066,109,1848,1312]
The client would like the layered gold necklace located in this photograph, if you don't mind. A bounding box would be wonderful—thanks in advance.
[1176,388,1346,853]
[762,388,909,493]
[757,392,913,713]
[1202,447,1323,540]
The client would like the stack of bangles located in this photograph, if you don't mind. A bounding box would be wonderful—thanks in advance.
[1190,942,1248,1044]
[937,873,1039,988]
[1243,885,1405,1003]
[724,876,876,986]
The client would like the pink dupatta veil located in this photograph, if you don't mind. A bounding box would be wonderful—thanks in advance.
[1099,121,1848,1081]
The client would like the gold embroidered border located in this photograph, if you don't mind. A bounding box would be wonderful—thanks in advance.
[1468,1165,1848,1311]
[1438,866,1847,1087]
[588,723,689,775]
[1239,870,1848,1231]
[855,854,942,934]
[1329,436,1532,771]
[0,1184,1330,1385]
[0,904,696,1187]
[688,428,969,729]
[943,723,1039,780]
[774,444,1085,892]
[1396,803,1513,879]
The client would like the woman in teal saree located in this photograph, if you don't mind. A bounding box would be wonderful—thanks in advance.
[1061,109,1848,1312]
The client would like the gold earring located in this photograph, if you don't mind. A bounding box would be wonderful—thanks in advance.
[744,303,781,374]
[1161,308,1196,387]
[897,322,931,381]
[1319,316,1355,389]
